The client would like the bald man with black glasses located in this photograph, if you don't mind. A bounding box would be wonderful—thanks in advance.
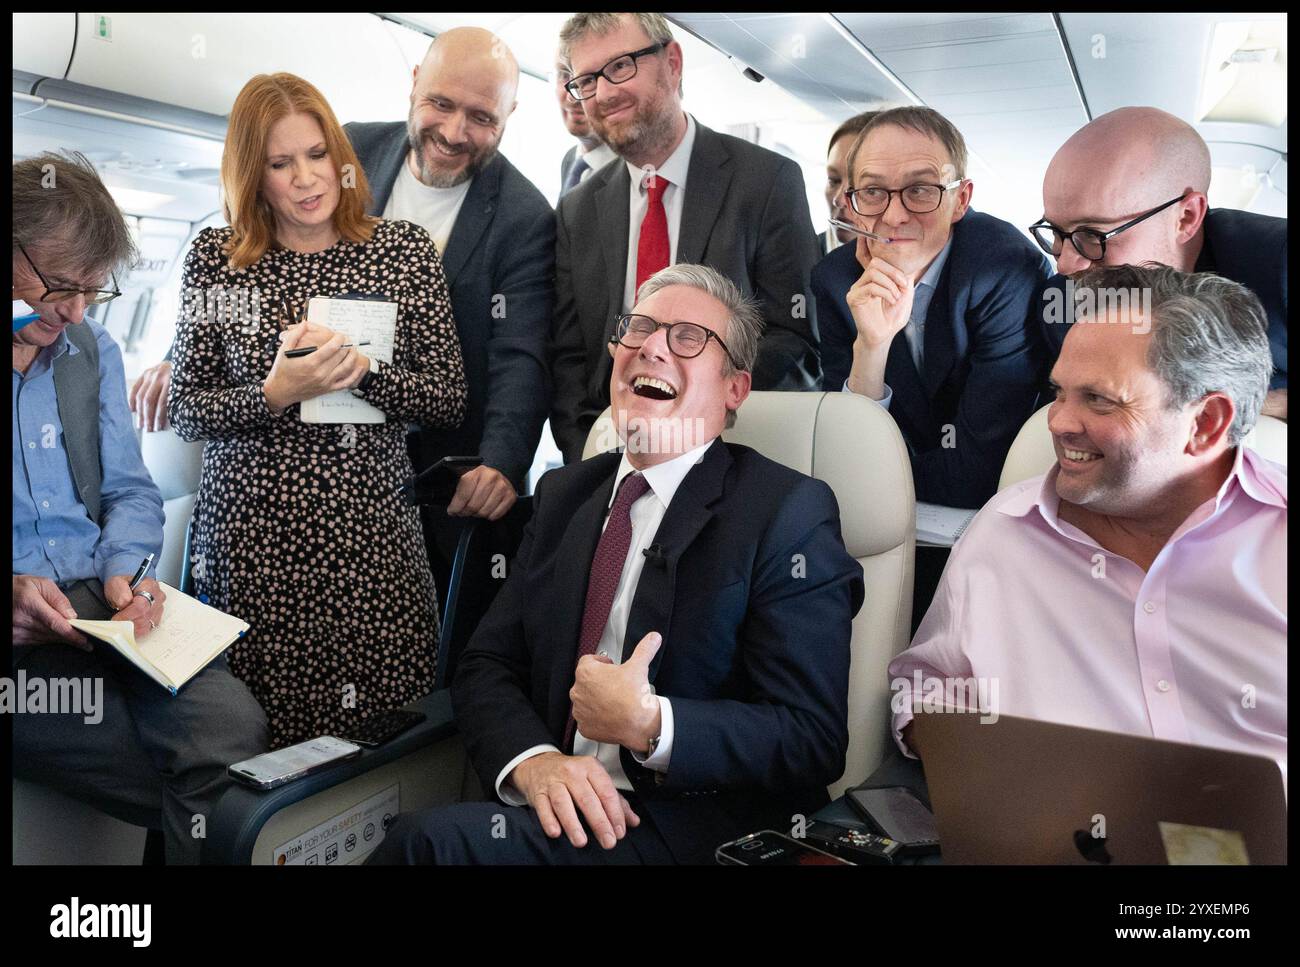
[1032,106,1287,420]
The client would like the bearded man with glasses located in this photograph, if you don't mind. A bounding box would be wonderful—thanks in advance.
[1033,106,1287,420]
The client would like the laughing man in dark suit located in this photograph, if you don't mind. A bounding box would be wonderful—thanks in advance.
[368,263,863,865]
[548,12,823,464]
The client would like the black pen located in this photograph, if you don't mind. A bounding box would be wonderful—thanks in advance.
[128,553,155,593]
[285,340,371,358]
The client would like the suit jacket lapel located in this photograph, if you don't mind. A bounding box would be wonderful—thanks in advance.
[598,164,632,338]
[677,123,730,266]
[546,459,619,719]
[365,124,409,217]
[441,157,500,287]
[624,439,731,683]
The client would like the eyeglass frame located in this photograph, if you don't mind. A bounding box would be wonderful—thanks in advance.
[1027,193,1188,263]
[843,178,966,217]
[563,42,668,101]
[17,242,122,305]
[608,313,743,371]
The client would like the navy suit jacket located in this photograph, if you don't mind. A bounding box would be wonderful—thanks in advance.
[345,121,555,487]
[1038,207,1288,391]
[548,120,822,464]
[451,439,864,863]
[813,210,1052,508]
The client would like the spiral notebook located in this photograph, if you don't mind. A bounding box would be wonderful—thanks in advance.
[69,583,248,695]
[915,502,978,548]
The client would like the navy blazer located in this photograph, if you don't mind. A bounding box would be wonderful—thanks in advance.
[451,439,864,864]
[1038,207,1288,390]
[345,121,555,487]
[813,210,1052,508]
[548,120,822,464]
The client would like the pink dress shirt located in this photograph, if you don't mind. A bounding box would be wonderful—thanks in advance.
[888,446,1287,784]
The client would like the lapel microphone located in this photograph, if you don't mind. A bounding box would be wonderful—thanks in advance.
[642,543,667,567]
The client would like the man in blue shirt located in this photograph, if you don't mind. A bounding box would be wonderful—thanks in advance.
[11,151,267,864]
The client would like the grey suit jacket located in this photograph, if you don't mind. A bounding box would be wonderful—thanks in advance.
[344,121,555,487]
[560,144,578,188]
[548,119,822,463]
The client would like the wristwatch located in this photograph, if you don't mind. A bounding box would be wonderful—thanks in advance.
[353,355,381,394]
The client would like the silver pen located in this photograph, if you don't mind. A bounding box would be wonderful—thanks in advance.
[128,553,155,593]
[828,217,893,244]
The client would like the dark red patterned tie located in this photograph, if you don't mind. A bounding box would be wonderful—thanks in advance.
[635,175,670,294]
[564,471,652,751]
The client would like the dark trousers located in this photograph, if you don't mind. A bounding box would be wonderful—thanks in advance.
[366,794,676,865]
[11,581,269,864]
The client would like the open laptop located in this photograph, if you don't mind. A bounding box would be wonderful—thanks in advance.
[912,712,1287,865]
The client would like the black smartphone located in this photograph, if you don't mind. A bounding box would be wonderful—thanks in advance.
[716,830,852,866]
[846,785,941,855]
[340,709,426,748]
[399,455,483,504]
[803,819,903,865]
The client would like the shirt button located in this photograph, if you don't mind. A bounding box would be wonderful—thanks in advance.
[1156,679,1171,692]
[41,500,49,508]
[1143,602,1156,614]
[28,441,36,449]
[48,539,55,546]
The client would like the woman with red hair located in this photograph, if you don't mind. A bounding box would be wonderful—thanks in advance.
[169,72,467,747]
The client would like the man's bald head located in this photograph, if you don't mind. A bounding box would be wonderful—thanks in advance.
[419,26,519,104]
[406,27,519,188]
[1042,107,1211,274]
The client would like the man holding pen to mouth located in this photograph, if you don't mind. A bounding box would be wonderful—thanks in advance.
[812,107,1051,511]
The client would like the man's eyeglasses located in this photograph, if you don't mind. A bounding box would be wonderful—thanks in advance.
[18,242,121,305]
[844,180,964,217]
[564,42,667,101]
[1028,194,1187,263]
[609,313,742,370]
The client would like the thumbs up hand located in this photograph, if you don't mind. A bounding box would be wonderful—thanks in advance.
[570,631,663,752]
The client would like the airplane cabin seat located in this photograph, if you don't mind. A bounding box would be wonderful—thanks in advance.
[583,391,917,797]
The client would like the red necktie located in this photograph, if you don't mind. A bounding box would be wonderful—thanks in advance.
[635,175,670,295]
[564,471,652,751]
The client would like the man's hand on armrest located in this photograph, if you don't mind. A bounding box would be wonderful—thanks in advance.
[509,752,640,850]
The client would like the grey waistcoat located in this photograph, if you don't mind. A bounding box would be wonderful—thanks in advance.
[50,323,103,524]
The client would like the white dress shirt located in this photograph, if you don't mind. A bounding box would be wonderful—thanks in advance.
[621,114,697,313]
[382,157,472,255]
[578,142,617,182]
[494,439,716,805]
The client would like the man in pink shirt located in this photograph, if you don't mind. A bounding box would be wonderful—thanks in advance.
[889,264,1286,781]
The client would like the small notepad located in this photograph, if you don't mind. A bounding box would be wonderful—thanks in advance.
[915,502,978,547]
[70,583,249,695]
[299,296,398,425]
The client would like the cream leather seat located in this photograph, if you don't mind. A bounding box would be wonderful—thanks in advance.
[998,404,1287,492]
[139,426,206,587]
[584,391,916,796]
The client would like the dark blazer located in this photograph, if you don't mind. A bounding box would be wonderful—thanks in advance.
[1038,207,1288,390]
[451,439,864,864]
[560,144,578,187]
[345,121,555,487]
[813,210,1052,508]
[548,120,822,463]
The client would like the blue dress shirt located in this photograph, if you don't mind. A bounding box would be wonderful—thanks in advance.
[12,321,164,586]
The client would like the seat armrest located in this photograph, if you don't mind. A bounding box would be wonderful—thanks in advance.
[204,690,458,864]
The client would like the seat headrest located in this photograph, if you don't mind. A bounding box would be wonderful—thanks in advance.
[583,391,914,558]
[139,428,205,501]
